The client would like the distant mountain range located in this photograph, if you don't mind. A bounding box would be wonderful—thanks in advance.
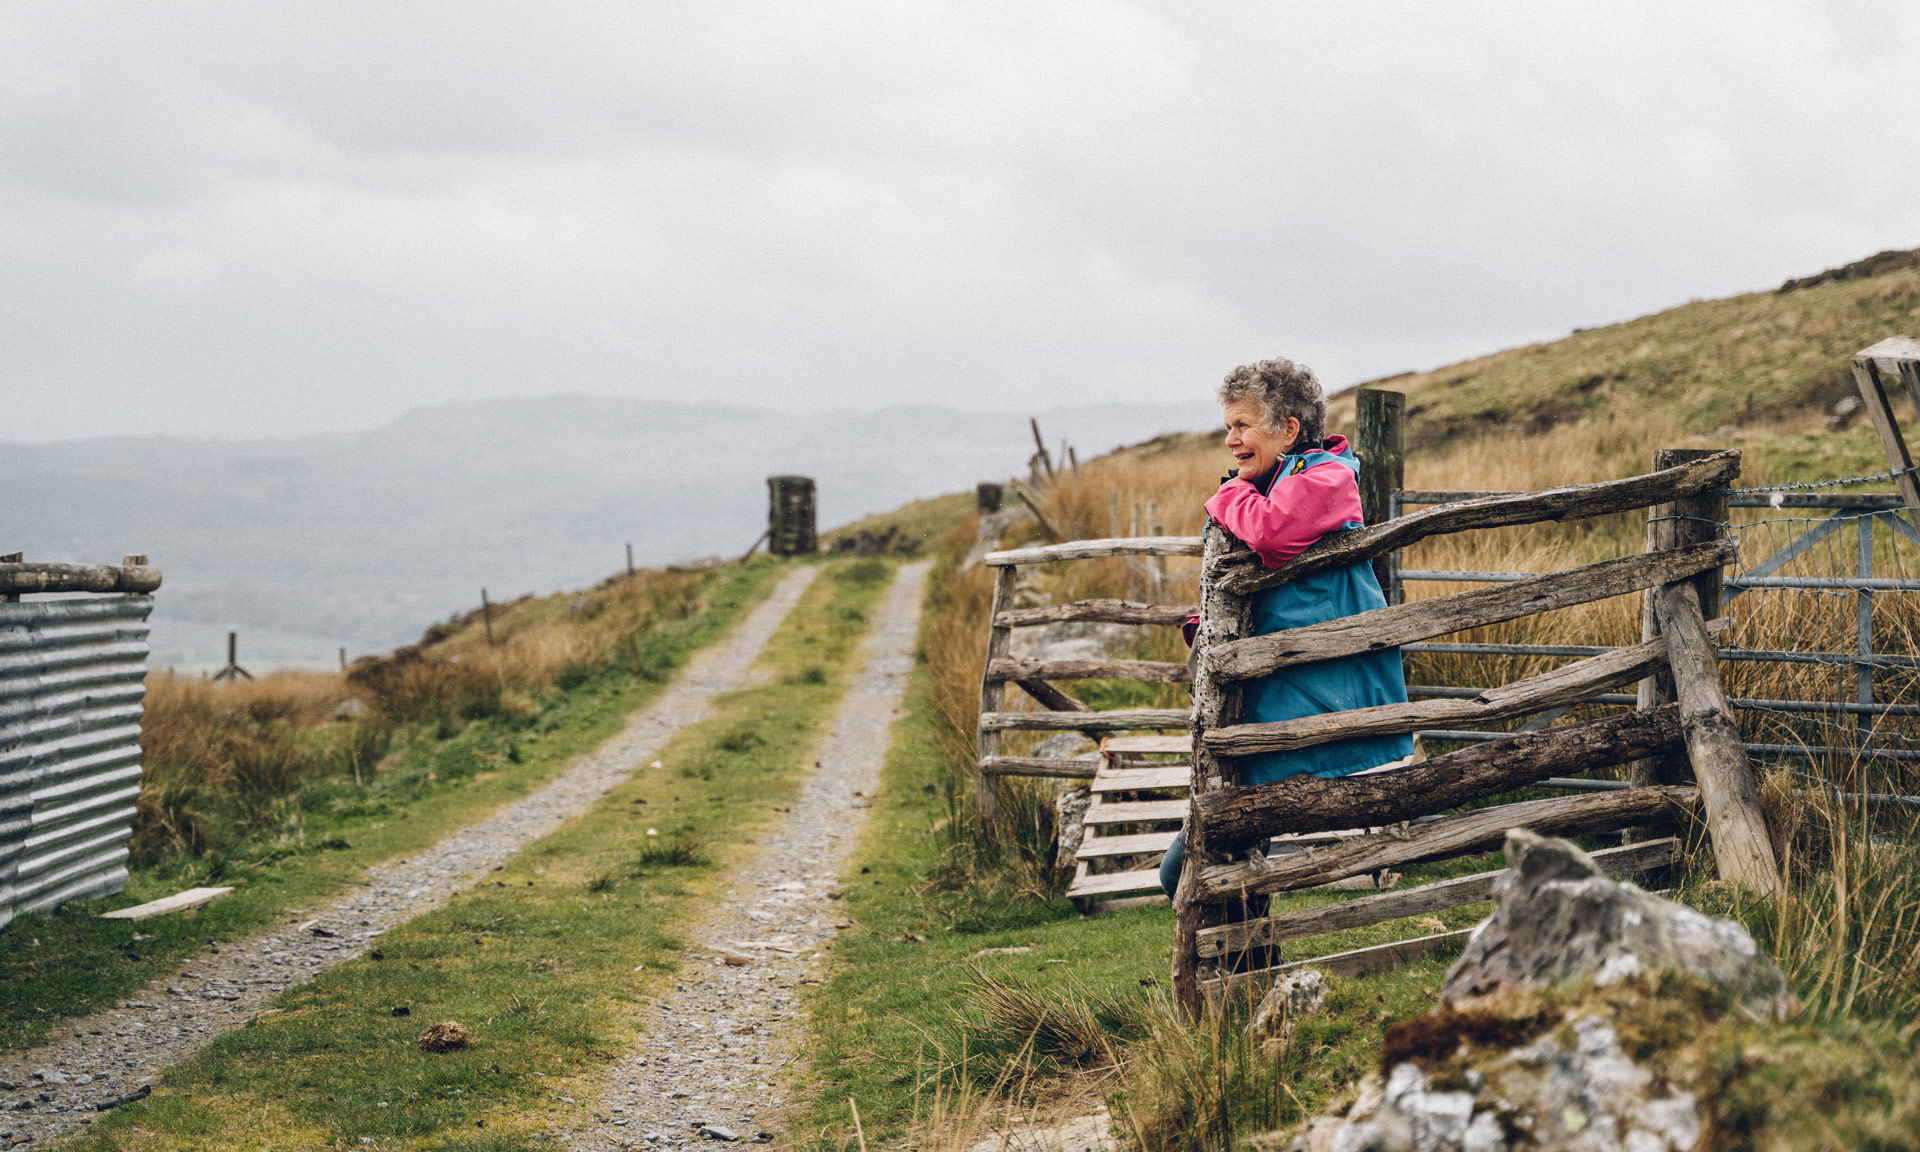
[1,397,1217,669]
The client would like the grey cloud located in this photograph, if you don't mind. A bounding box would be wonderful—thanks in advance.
[2,1,1918,441]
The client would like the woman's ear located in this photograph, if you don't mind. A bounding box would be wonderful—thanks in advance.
[1282,416,1301,453]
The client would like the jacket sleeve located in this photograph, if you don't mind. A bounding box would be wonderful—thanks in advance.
[1203,462,1364,568]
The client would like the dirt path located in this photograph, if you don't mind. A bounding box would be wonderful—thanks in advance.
[0,566,821,1149]
[567,560,929,1150]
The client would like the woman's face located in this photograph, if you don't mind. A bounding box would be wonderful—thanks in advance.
[1222,400,1299,479]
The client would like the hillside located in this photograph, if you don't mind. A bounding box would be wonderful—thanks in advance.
[1325,245,1920,484]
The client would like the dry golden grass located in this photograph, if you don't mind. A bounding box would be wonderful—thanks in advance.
[134,565,729,869]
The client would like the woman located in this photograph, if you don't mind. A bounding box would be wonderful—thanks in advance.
[1160,358,1413,898]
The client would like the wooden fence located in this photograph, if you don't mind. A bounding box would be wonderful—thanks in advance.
[1170,447,1785,1012]
[973,453,1786,1016]
[976,337,1920,1016]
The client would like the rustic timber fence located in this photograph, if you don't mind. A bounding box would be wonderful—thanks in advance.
[1170,449,1781,1013]
[975,538,1202,907]
[0,557,162,927]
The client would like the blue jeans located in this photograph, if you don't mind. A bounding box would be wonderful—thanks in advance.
[1158,829,1186,899]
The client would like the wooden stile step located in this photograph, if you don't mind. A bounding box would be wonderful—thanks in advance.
[1091,766,1193,792]
[1065,867,1168,900]
[1076,830,1180,859]
[1084,799,1190,825]
[1102,734,1192,755]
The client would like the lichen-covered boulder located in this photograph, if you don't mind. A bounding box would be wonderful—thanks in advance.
[1439,830,1793,1022]
[1293,1012,1702,1152]
[1248,968,1327,1050]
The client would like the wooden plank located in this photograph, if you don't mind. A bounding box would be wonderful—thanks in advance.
[1356,388,1406,604]
[1077,830,1180,859]
[981,708,1190,731]
[984,536,1204,567]
[0,561,163,596]
[1103,734,1192,754]
[995,599,1198,628]
[980,755,1100,779]
[975,565,1018,827]
[1215,451,1741,596]
[1208,541,1736,683]
[1084,799,1190,824]
[1652,581,1783,896]
[98,886,232,920]
[1091,766,1192,792]
[1202,930,1476,999]
[1194,786,1699,901]
[988,657,1191,684]
[1851,346,1920,511]
[1194,838,1678,958]
[1066,867,1167,899]
[1204,638,1668,755]
[1194,705,1683,853]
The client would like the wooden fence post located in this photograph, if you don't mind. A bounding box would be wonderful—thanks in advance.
[1653,580,1783,897]
[1173,521,1251,1016]
[976,564,1019,828]
[1849,337,1920,512]
[1355,389,1406,605]
[1630,448,1729,798]
[481,588,496,646]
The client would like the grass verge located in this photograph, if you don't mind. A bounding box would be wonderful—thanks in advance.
[800,653,1506,1150]
[61,558,896,1152]
[0,561,785,1049]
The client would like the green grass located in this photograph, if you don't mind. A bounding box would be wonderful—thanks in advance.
[820,491,977,556]
[61,559,895,1152]
[800,651,1514,1150]
[0,562,786,1050]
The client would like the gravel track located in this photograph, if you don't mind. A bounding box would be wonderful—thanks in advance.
[0,566,821,1149]
[568,560,929,1151]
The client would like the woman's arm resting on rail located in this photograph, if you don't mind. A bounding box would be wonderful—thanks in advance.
[1203,462,1362,569]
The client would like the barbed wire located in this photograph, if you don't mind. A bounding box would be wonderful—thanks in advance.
[1726,463,1920,495]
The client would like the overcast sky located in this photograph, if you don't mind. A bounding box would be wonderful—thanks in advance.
[5,1,1917,442]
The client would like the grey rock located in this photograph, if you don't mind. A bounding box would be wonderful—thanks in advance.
[33,1073,65,1086]
[1295,1017,1701,1152]
[1439,830,1793,1021]
[333,698,369,721]
[1248,969,1326,1050]
[1053,787,1093,873]
[700,1125,740,1141]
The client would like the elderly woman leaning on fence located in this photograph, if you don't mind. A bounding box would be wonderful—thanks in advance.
[1159,358,1414,898]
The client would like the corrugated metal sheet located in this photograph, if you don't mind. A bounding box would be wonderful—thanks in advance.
[0,596,152,928]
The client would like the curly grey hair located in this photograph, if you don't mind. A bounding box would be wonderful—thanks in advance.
[1218,358,1326,445]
